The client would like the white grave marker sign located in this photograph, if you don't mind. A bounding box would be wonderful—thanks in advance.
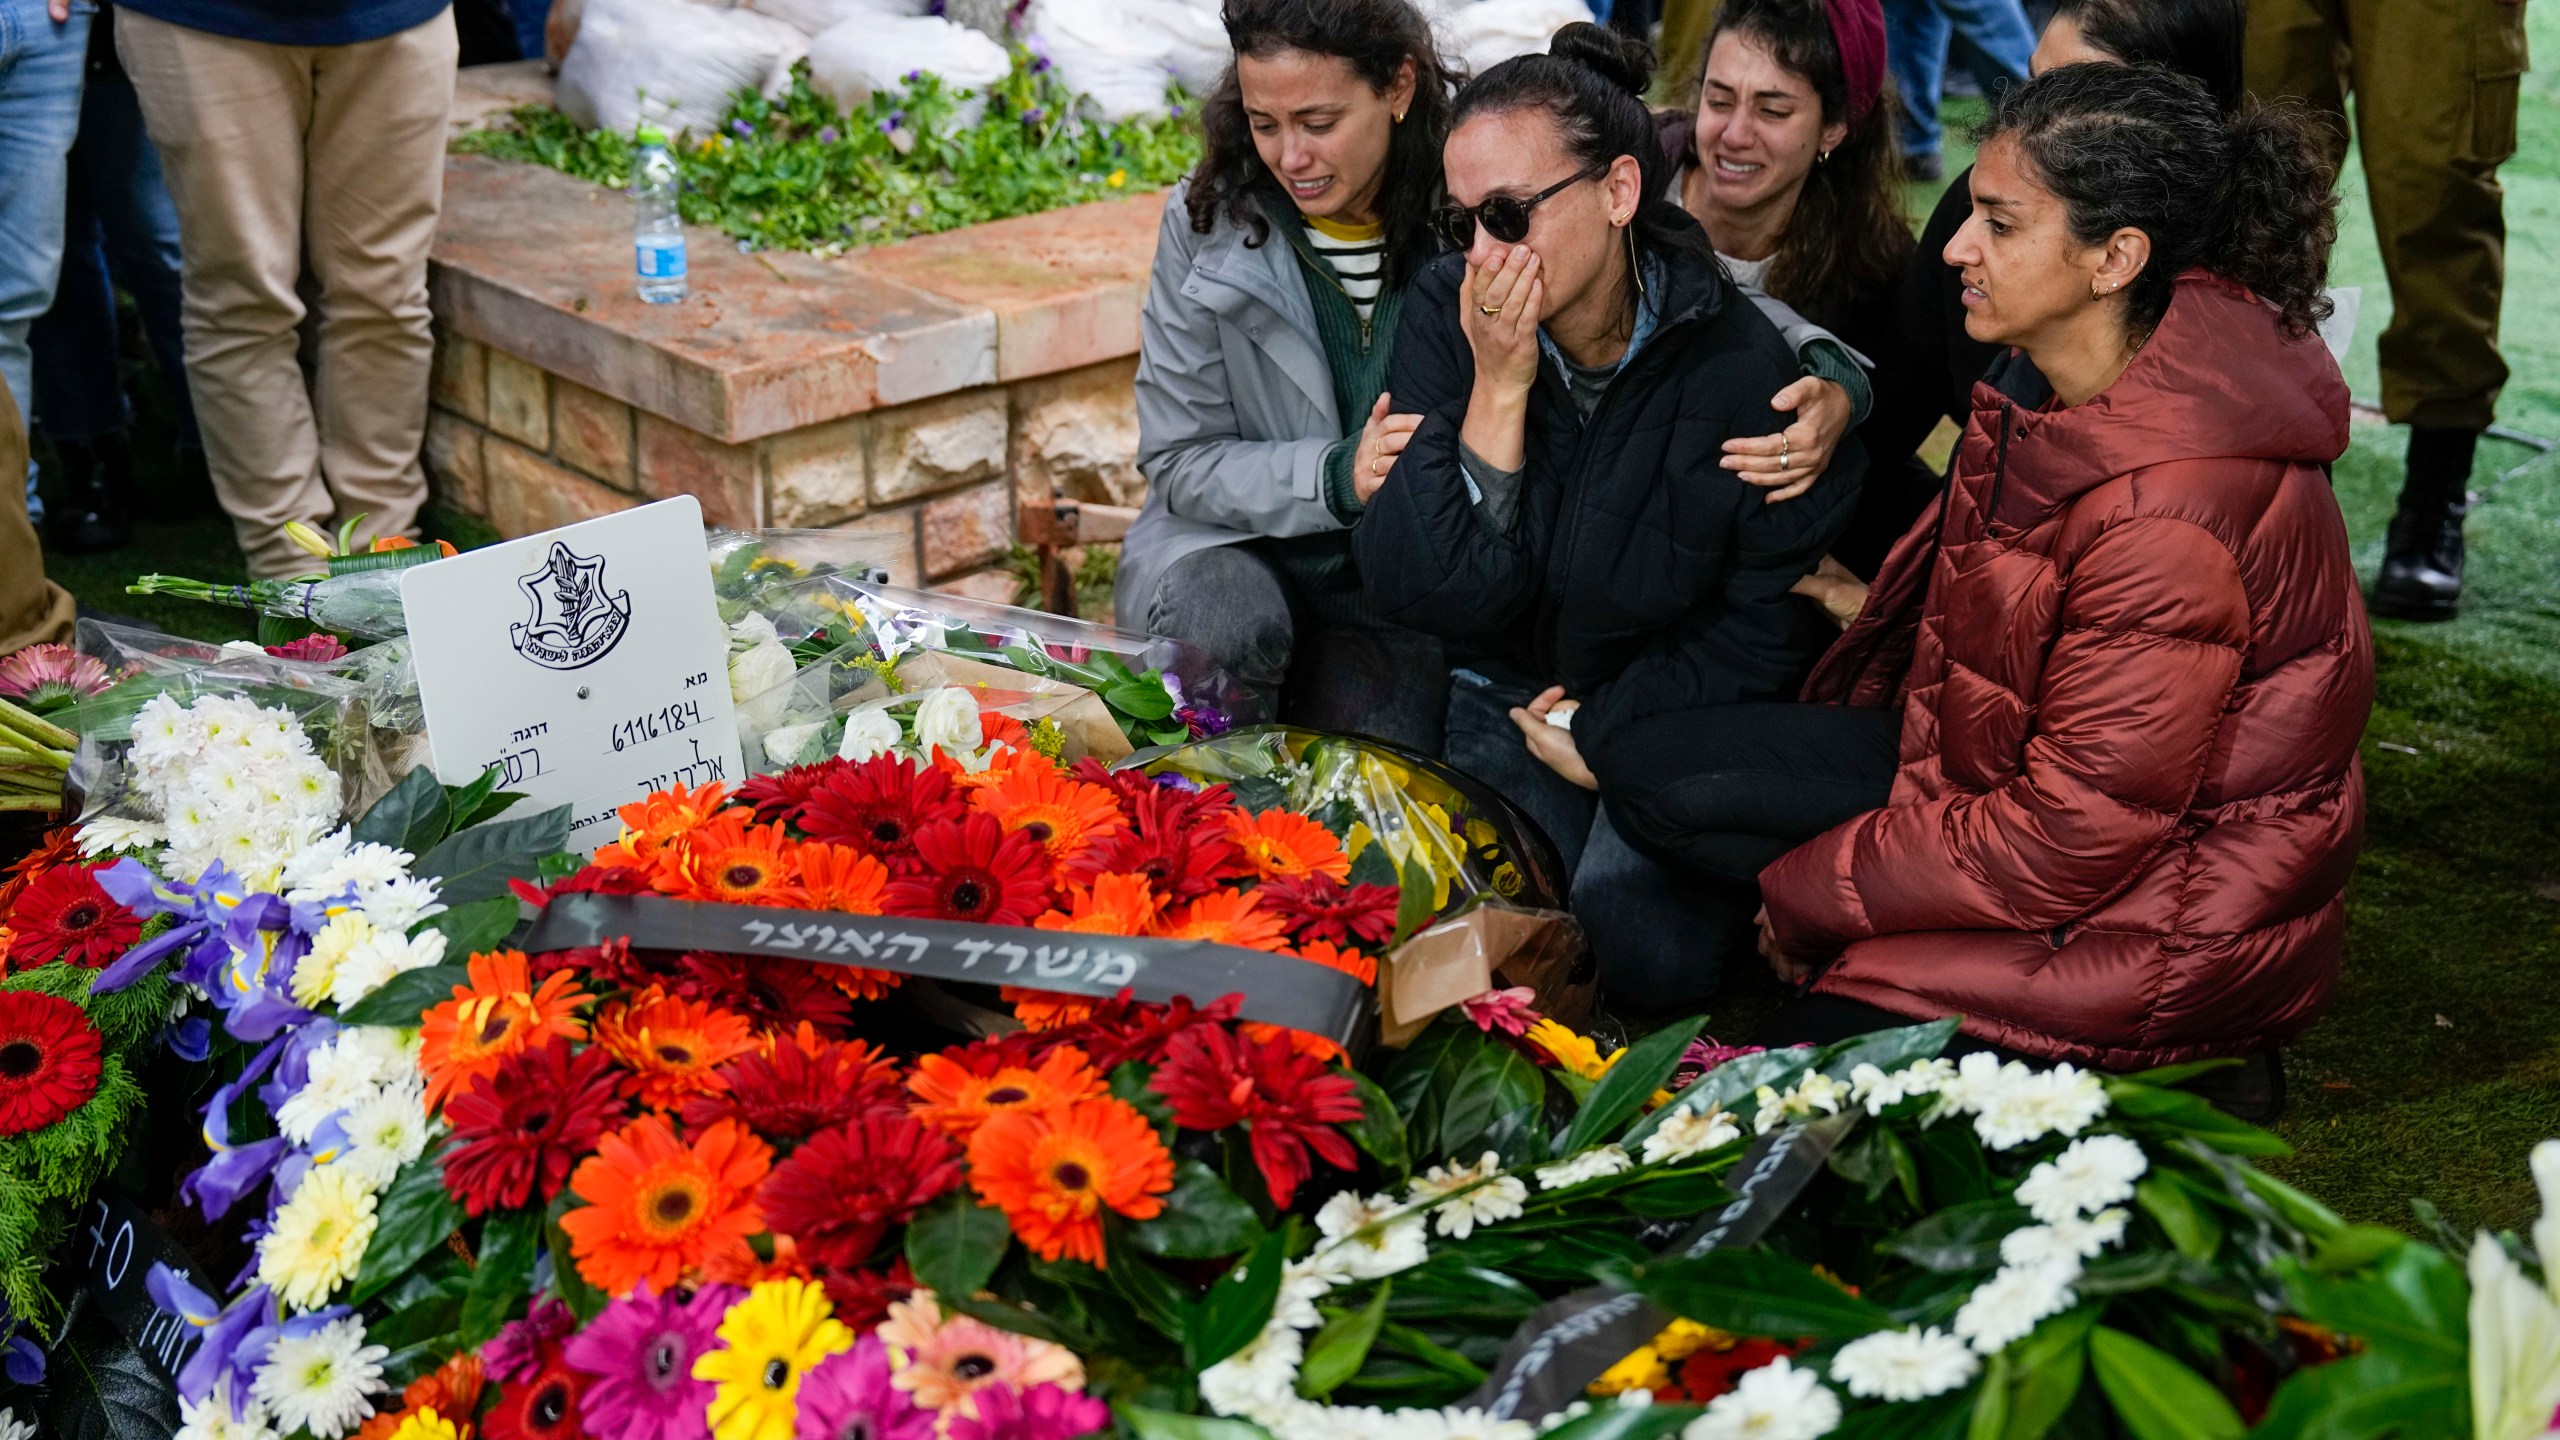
[402,496,743,853]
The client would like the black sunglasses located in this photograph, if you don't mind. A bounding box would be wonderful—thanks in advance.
[1432,163,1608,250]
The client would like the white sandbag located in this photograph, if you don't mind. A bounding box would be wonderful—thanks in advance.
[805,14,1012,128]
[748,0,928,36]
[557,0,810,134]
[1022,0,1177,122]
[1424,0,1591,77]
[1131,0,1231,96]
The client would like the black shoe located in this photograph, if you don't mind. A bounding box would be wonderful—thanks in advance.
[41,432,136,554]
[2370,427,2478,623]
[2186,1051,2287,1126]
[1903,151,1944,184]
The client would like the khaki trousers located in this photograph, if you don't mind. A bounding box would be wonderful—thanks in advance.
[2247,0,2527,430]
[0,378,76,655]
[115,7,458,578]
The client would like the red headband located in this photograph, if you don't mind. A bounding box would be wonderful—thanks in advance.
[1824,0,1887,125]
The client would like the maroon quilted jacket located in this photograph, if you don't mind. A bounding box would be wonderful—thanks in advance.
[1763,272,2373,1069]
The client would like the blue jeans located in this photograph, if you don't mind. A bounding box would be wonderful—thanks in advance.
[30,55,195,446]
[1885,0,2035,157]
[1444,671,1755,1011]
[0,0,93,515]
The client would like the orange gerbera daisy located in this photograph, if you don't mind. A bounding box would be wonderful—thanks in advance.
[1000,988,1095,1032]
[560,1115,770,1298]
[594,780,731,871]
[796,841,887,915]
[657,811,799,905]
[418,950,591,1113]
[596,987,758,1111]
[1151,889,1291,952]
[1031,872,1160,937]
[1222,808,1350,884]
[970,766,1125,865]
[1290,939,1379,987]
[906,1045,1103,1140]
[701,1230,813,1288]
[965,1094,1174,1264]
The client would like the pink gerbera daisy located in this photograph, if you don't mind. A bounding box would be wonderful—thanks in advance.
[561,1283,739,1440]
[793,1336,933,1440]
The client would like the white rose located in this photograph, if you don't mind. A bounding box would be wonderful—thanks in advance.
[728,638,800,730]
[838,707,904,763]
[758,721,826,769]
[912,687,981,761]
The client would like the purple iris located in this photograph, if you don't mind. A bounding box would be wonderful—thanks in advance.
[183,1037,289,1222]
[0,1296,42,1386]
[92,858,231,992]
[160,1278,278,1415]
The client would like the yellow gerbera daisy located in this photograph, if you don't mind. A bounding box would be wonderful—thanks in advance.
[389,1405,465,1440]
[694,1277,853,1440]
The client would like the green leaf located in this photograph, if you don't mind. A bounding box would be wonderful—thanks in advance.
[1885,1198,2026,1273]
[2275,1242,2469,1361]
[1102,677,1179,721]
[446,768,529,832]
[354,765,451,853]
[1811,1017,1964,1080]
[1105,1234,1198,1343]
[1999,1306,2097,1440]
[2116,1058,2242,1089]
[1615,1250,1894,1339]
[1613,1169,1738,1217]
[40,1303,182,1440]
[1620,1048,1814,1156]
[1434,1039,1547,1161]
[412,803,572,904]
[2103,1081,2292,1158]
[1831,1392,1974,1440]
[2087,1326,2243,1440]
[417,894,521,960]
[1345,1071,1411,1183]
[1391,854,1437,947]
[1347,843,1399,890]
[905,1190,1012,1300]
[1297,1282,1390,1399]
[348,1154,466,1305]
[1558,1015,1704,1156]
[1535,1403,1706,1440]
[1190,1225,1289,1371]
[1119,1408,1274,1440]
[460,1209,541,1344]
[1129,1161,1265,1259]
[1966,1351,2011,1440]
[2308,1225,2410,1276]
[1110,1060,1177,1131]
[337,963,468,1028]
[2134,1177,2222,1263]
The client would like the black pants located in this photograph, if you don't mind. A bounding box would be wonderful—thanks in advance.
[1591,701,1903,888]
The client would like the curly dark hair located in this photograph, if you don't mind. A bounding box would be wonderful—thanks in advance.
[1452,21,1714,276]
[1183,0,1457,279]
[2048,0,2244,113]
[1687,0,1912,316]
[1982,63,2337,338]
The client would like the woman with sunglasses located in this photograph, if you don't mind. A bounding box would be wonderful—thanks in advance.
[1665,0,1911,519]
[1120,0,1459,750]
[1352,24,1859,1009]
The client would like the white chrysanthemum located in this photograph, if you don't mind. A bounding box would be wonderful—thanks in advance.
[78,815,168,857]
[1409,1153,1527,1240]
[2014,1134,2149,1223]
[250,1315,385,1439]
[292,914,375,1010]
[256,1164,378,1311]
[276,1032,399,1144]
[1642,1105,1742,1165]
[1536,1145,1634,1191]
[337,1082,432,1191]
[1952,1263,2078,1355]
[285,834,416,905]
[1827,1326,1979,1402]
[1849,1058,1958,1114]
[356,875,443,934]
[1312,1191,1430,1280]
[1199,1322,1304,1417]
[173,1377,278,1440]
[1999,1208,2129,1274]
[1393,1406,1539,1440]
[328,925,445,1010]
[0,1408,35,1440]
[1966,1060,2109,1147]
[1753,1073,1850,1134]
[1273,1257,1339,1330]
[1681,1356,1841,1440]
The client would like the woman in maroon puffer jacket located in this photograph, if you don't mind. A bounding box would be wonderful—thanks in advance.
[1588,62,2371,1072]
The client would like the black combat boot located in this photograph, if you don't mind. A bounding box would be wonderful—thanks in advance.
[41,431,135,553]
[2370,427,2479,622]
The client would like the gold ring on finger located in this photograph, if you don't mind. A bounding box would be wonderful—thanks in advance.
[1478,304,1502,316]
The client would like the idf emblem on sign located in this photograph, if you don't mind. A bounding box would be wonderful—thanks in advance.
[510,541,633,671]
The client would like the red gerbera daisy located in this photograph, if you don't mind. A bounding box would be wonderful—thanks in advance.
[823,1258,918,1333]
[799,757,966,872]
[1258,876,1400,949]
[1066,760,1238,832]
[512,864,659,912]
[0,826,81,921]
[480,1358,588,1440]
[759,1111,964,1269]
[1150,1023,1362,1208]
[1062,792,1250,903]
[441,1037,624,1215]
[736,757,853,827]
[0,991,102,1135]
[5,863,142,970]
[672,952,855,1037]
[681,1027,904,1142]
[1030,991,1243,1071]
[883,814,1053,927]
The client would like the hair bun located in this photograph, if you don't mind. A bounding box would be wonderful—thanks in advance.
[1547,20,1654,97]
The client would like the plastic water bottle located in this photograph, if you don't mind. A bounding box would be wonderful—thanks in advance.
[633,126,686,304]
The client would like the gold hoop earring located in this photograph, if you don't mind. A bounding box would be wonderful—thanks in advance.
[1393,110,1406,124]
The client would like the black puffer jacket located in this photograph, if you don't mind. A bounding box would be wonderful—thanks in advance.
[1353,232,1856,750]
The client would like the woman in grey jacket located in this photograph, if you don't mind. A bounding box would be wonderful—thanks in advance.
[1121,0,1459,750]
